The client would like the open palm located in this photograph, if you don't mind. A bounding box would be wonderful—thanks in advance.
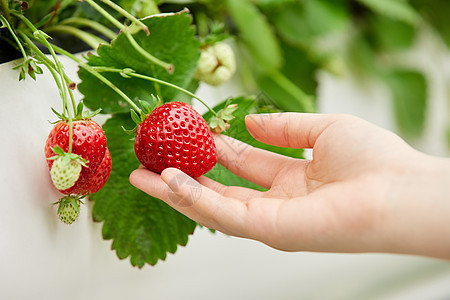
[129,113,434,255]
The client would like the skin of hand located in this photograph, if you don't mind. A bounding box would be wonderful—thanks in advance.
[129,113,450,259]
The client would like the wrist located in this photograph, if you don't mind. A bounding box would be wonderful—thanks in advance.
[382,153,450,259]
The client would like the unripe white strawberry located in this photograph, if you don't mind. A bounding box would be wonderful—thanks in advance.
[195,42,236,86]
[55,196,82,224]
[50,156,82,190]
[47,146,87,191]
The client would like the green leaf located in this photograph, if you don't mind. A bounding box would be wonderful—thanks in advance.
[90,113,196,267]
[369,14,417,52]
[78,11,200,114]
[226,0,282,74]
[270,0,350,48]
[346,33,378,78]
[356,0,420,25]
[384,69,427,138]
[51,146,65,156]
[280,43,319,96]
[76,101,84,117]
[203,96,304,190]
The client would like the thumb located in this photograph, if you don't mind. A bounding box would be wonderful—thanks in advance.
[161,168,205,208]
[245,113,342,149]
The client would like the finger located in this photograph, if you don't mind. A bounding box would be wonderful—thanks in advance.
[245,113,343,149]
[197,175,264,202]
[214,134,299,189]
[129,168,171,201]
[129,168,207,224]
[161,168,248,235]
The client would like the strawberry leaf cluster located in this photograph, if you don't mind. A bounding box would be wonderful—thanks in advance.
[78,11,200,114]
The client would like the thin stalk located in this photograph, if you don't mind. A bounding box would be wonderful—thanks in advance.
[11,11,38,32]
[14,14,76,152]
[83,0,126,30]
[0,15,28,60]
[19,32,77,114]
[49,43,142,113]
[38,36,72,116]
[45,25,108,49]
[32,39,74,150]
[94,67,218,117]
[150,64,162,99]
[98,0,149,35]
[67,85,77,115]
[60,17,117,40]
[124,31,173,72]
[83,0,173,73]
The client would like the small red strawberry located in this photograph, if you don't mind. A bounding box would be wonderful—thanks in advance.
[134,101,216,177]
[45,119,107,194]
[79,147,112,194]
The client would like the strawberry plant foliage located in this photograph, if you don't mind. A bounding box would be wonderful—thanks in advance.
[78,11,200,114]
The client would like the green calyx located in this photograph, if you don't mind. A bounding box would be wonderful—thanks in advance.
[198,20,230,47]
[12,56,44,81]
[209,100,238,133]
[53,195,85,225]
[47,146,88,166]
[122,95,161,135]
[51,101,102,122]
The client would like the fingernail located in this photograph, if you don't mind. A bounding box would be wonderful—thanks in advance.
[161,168,200,207]
[244,114,258,124]
[160,167,182,185]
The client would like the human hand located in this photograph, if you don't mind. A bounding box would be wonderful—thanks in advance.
[129,113,450,259]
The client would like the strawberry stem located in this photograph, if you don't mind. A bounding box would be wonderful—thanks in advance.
[45,25,108,49]
[18,32,78,115]
[48,43,143,114]
[0,15,28,63]
[98,0,149,35]
[14,13,77,153]
[37,38,75,152]
[93,67,219,117]
[123,32,173,73]
[60,17,117,40]
[83,0,172,72]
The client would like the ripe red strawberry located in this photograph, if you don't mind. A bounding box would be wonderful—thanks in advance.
[134,101,216,177]
[79,147,112,194]
[45,120,107,194]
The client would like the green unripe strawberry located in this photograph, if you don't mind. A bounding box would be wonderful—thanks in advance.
[50,156,82,190]
[194,42,236,86]
[55,196,83,224]
[47,146,87,191]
